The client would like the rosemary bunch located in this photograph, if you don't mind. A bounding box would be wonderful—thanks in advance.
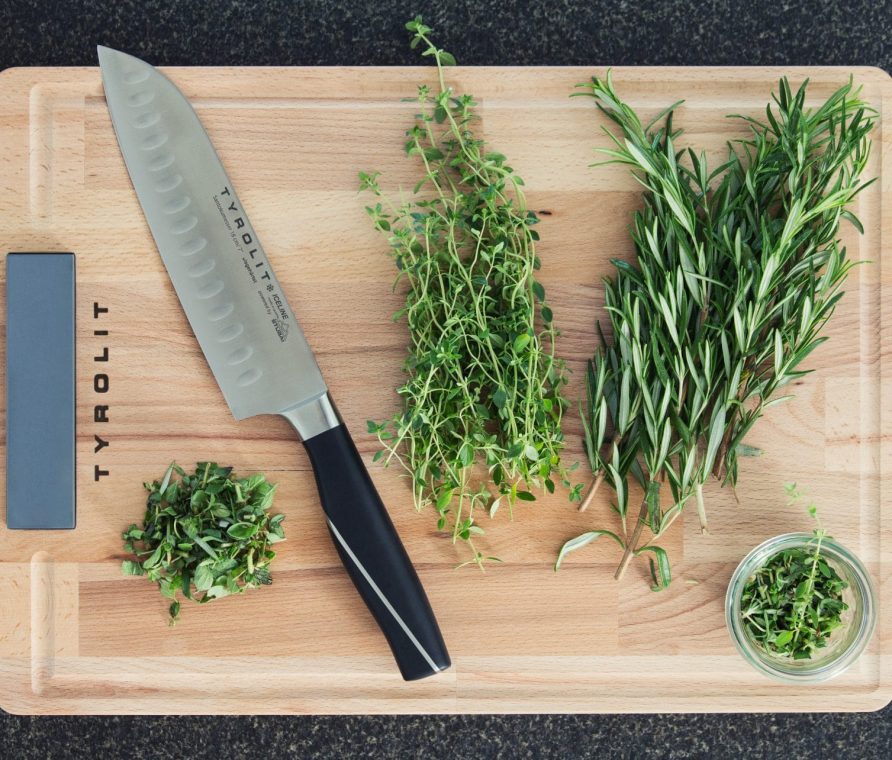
[558,73,874,588]
[362,18,577,567]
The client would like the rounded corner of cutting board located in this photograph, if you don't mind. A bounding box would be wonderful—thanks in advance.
[0,65,28,83]
[854,65,892,86]
[861,687,892,714]
[0,691,31,717]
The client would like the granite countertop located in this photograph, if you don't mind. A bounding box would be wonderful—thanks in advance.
[1,0,890,757]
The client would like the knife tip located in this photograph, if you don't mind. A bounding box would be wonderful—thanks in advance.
[96,45,154,75]
[96,45,113,67]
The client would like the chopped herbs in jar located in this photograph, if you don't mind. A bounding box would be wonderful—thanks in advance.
[740,487,848,660]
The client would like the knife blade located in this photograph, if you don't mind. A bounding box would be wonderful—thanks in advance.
[98,46,450,680]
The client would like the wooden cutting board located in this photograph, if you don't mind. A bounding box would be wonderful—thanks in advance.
[0,65,890,715]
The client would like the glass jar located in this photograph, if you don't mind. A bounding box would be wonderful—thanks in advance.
[725,532,877,683]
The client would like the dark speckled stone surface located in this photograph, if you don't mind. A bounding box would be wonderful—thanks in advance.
[1,0,890,756]
[2,0,892,68]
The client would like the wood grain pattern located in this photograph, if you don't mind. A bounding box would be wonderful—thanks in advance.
[0,65,889,715]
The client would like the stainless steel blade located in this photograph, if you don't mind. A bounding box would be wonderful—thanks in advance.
[99,46,328,422]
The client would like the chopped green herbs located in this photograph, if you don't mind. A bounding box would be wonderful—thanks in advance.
[559,72,874,588]
[121,462,285,624]
[741,545,848,659]
[361,17,578,567]
[741,489,848,659]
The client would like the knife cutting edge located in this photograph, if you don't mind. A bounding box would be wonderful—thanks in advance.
[98,46,450,680]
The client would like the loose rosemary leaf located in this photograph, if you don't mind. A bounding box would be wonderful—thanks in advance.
[121,462,285,624]
[362,17,578,567]
[561,73,874,587]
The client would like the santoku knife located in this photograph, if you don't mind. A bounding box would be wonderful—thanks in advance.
[98,46,450,680]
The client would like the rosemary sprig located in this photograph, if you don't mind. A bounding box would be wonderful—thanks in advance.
[362,17,578,567]
[559,73,874,588]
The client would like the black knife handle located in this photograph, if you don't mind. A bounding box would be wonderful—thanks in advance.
[301,423,451,681]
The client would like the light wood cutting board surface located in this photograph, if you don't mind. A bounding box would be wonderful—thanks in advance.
[0,64,890,714]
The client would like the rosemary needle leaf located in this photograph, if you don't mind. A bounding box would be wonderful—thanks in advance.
[555,530,625,571]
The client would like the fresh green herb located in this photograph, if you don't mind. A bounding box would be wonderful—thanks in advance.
[558,72,874,587]
[121,462,285,624]
[361,17,579,568]
[740,486,848,659]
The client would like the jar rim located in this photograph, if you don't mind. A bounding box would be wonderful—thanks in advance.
[725,532,877,683]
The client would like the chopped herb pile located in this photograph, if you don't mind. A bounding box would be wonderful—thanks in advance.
[741,543,848,659]
[361,17,578,567]
[741,489,848,659]
[121,462,285,624]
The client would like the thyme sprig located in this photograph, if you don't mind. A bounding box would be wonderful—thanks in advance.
[559,73,874,588]
[362,17,578,567]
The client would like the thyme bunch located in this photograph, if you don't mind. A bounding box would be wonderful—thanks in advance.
[558,73,874,588]
[362,17,577,567]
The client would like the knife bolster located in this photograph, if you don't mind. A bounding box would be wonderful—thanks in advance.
[281,392,340,440]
